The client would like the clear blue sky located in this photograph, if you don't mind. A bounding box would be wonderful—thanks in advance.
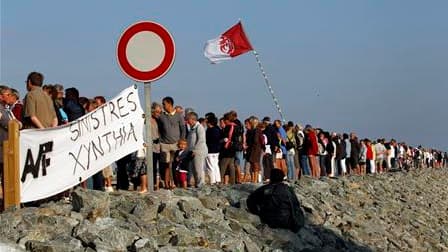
[1,1,447,151]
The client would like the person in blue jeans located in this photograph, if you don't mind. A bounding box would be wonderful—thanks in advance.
[300,152,310,176]
[285,121,297,180]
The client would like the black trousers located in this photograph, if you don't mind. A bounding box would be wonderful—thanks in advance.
[116,154,132,190]
[262,154,274,180]
[92,171,104,191]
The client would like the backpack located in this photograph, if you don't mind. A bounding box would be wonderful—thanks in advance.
[285,141,295,151]
[230,123,244,152]
[414,149,420,159]
[286,135,296,150]
[295,131,304,150]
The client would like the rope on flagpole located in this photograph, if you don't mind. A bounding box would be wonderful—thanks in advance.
[252,50,286,123]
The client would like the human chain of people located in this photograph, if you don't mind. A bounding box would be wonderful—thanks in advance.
[1,71,446,202]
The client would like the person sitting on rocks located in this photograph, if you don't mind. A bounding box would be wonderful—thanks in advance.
[247,169,304,233]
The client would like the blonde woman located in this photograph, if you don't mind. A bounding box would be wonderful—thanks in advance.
[245,116,264,183]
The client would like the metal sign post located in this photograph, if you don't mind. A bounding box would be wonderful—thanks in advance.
[117,21,175,193]
[144,82,154,192]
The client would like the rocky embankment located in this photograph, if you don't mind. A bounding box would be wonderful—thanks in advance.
[1,168,448,251]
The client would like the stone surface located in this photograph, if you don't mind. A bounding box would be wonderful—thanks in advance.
[1,168,448,251]
[71,188,110,221]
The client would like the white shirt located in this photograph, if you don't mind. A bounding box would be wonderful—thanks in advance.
[389,146,395,158]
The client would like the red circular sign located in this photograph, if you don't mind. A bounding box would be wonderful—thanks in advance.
[117,21,175,82]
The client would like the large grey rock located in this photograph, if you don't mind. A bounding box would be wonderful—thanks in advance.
[71,188,110,220]
[132,237,158,252]
[25,236,83,252]
[130,195,160,223]
[17,215,79,249]
[0,240,24,252]
[198,195,229,210]
[74,217,140,251]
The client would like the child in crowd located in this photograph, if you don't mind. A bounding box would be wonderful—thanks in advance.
[173,139,193,189]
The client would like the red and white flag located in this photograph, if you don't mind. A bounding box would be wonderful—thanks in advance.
[204,22,253,64]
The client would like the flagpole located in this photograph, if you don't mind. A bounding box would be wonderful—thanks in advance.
[252,50,286,123]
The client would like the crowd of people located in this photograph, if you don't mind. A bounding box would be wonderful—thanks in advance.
[0,71,447,198]
[100,95,448,193]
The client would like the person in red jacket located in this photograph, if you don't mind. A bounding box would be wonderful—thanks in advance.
[305,125,321,178]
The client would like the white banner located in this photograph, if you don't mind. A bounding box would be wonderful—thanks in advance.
[19,85,144,203]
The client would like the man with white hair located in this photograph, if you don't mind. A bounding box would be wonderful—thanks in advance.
[0,85,22,198]
[7,88,23,123]
[185,111,208,187]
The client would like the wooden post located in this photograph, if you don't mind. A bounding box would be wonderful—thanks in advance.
[3,120,20,210]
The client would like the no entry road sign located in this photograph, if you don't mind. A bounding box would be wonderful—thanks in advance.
[117,21,175,83]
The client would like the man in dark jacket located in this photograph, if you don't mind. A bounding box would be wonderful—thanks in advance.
[247,169,304,232]
[63,87,85,122]
[350,133,360,174]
